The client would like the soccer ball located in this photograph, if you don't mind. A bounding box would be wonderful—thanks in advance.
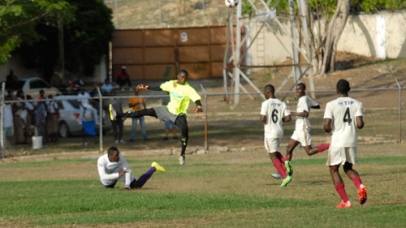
[225,0,238,8]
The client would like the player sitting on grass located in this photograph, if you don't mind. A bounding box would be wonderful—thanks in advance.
[109,69,203,165]
[97,146,166,189]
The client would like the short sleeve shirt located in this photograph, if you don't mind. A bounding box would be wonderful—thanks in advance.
[260,98,290,138]
[324,97,363,147]
[129,97,146,111]
[160,80,201,115]
[295,95,319,130]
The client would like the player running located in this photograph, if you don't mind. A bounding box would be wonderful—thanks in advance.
[283,82,330,178]
[323,79,367,208]
[109,69,203,165]
[260,84,292,187]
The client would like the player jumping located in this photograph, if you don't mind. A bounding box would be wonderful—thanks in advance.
[109,69,203,165]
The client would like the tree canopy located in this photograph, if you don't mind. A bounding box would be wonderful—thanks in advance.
[0,0,73,65]
[1,0,114,80]
[16,0,114,80]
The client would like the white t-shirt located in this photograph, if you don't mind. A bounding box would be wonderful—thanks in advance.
[295,95,319,130]
[324,97,363,147]
[3,104,13,128]
[78,92,91,106]
[47,101,59,114]
[101,83,113,93]
[260,98,290,138]
[97,154,134,186]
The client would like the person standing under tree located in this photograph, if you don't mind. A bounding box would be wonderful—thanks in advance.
[323,79,367,208]
[109,69,203,165]
[128,90,148,142]
[283,83,330,179]
[260,84,292,187]
[97,146,166,189]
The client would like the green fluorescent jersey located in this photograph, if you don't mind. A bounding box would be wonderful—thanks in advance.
[160,80,201,115]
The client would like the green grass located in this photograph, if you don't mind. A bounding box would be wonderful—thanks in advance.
[1,146,406,227]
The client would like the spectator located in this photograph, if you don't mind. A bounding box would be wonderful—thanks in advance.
[78,88,99,125]
[97,146,166,189]
[162,95,177,140]
[128,90,148,142]
[13,90,26,144]
[39,90,45,100]
[35,98,47,146]
[108,92,125,144]
[3,96,14,147]
[101,78,114,94]
[46,94,59,142]
[24,95,36,136]
[115,66,132,91]
[5,70,19,90]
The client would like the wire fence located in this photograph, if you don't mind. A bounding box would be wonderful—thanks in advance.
[1,83,405,159]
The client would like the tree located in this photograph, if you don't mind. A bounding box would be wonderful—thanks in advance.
[0,0,72,65]
[319,0,350,74]
[17,0,114,81]
[304,0,404,76]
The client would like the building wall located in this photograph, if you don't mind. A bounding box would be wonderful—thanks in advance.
[1,11,405,82]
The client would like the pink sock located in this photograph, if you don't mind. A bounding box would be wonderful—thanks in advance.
[317,144,330,152]
[352,176,362,189]
[335,183,349,203]
[275,152,285,164]
[272,160,288,178]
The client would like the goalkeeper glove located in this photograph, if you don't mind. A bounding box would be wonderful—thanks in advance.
[194,106,203,114]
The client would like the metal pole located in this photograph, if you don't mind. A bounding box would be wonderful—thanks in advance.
[234,3,242,105]
[289,0,299,83]
[97,87,103,153]
[395,78,402,144]
[1,82,5,158]
[200,84,208,153]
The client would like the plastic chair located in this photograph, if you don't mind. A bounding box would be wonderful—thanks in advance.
[82,120,97,146]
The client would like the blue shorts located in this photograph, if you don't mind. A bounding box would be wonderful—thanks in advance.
[165,120,175,128]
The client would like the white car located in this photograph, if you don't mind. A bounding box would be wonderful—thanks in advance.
[14,77,62,99]
[55,95,111,138]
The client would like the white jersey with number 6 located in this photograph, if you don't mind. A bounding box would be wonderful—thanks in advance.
[260,98,290,138]
[324,97,363,147]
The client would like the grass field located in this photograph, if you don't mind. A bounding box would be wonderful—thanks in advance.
[1,143,406,227]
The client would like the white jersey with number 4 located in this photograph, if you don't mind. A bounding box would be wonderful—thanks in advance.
[324,97,363,147]
[295,95,319,130]
[260,98,290,138]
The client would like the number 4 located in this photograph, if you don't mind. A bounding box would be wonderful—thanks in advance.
[343,107,352,123]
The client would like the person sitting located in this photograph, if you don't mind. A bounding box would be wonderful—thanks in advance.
[115,66,132,91]
[101,78,114,94]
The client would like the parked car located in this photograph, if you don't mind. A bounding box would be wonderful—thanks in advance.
[54,95,112,138]
[6,77,62,99]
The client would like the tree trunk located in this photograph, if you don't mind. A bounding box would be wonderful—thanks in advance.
[320,0,350,75]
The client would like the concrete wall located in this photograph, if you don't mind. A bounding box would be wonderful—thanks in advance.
[1,10,405,82]
[338,11,406,59]
[248,10,406,66]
